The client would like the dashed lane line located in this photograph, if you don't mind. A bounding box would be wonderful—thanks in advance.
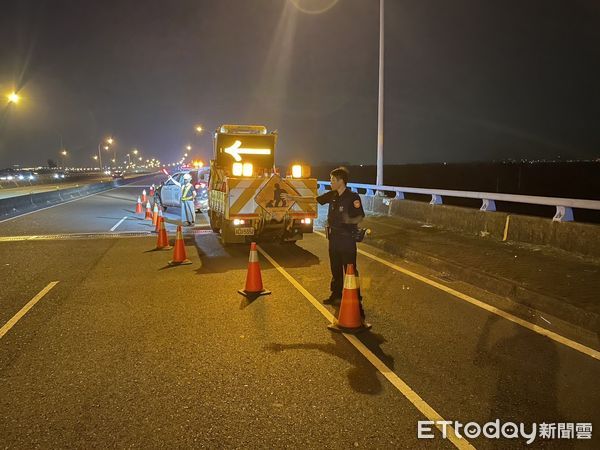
[110,216,128,231]
[256,245,476,450]
[314,231,600,361]
[0,282,59,340]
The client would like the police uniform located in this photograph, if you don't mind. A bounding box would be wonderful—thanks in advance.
[180,182,196,225]
[317,188,365,312]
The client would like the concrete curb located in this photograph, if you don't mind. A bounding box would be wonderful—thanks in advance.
[366,236,600,335]
[0,174,156,220]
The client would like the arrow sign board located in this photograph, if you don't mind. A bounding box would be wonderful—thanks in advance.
[216,133,276,167]
[224,140,271,162]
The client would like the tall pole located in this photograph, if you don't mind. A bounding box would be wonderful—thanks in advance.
[376,0,384,187]
[97,143,103,170]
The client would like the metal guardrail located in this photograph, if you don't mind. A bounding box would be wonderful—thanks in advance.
[317,181,600,222]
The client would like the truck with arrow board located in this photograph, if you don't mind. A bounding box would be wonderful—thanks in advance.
[208,124,318,245]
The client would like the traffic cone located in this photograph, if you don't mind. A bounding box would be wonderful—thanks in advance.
[328,264,371,334]
[141,189,147,203]
[135,196,143,214]
[149,184,155,197]
[238,242,271,299]
[152,202,159,226]
[168,225,192,265]
[154,208,163,233]
[144,201,152,220]
[154,216,172,250]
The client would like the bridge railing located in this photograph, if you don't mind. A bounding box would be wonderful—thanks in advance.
[316,181,600,222]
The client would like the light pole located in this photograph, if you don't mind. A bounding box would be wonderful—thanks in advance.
[376,0,384,187]
[60,149,68,168]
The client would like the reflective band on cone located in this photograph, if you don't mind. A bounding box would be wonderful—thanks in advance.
[144,202,153,220]
[328,264,371,334]
[141,189,147,203]
[168,225,192,265]
[238,242,271,299]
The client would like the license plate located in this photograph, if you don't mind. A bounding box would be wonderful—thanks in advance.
[234,227,255,236]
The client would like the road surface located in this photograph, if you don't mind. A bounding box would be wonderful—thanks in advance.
[0,174,598,449]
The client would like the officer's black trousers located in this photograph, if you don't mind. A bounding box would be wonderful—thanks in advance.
[328,234,364,317]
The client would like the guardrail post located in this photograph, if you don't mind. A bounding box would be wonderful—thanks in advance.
[350,187,358,193]
[430,194,443,205]
[366,188,375,196]
[395,191,405,199]
[553,206,574,222]
[480,199,496,212]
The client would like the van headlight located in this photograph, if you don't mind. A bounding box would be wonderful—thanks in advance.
[232,163,243,176]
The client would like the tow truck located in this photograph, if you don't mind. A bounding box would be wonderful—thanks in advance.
[208,124,317,245]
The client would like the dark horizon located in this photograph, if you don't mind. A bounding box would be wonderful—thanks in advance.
[1,0,599,168]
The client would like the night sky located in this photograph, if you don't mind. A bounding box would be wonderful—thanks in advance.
[0,0,599,168]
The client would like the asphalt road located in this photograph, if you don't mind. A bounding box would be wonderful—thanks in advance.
[0,174,598,449]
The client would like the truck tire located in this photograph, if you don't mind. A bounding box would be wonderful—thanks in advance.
[209,210,221,233]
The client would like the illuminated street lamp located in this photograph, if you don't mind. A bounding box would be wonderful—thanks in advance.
[132,149,139,155]
[60,149,68,168]
[7,92,20,104]
[186,145,192,151]
[195,125,203,133]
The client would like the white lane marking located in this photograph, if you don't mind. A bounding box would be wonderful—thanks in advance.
[0,282,59,340]
[314,231,600,361]
[256,245,475,450]
[0,186,123,224]
[110,216,128,231]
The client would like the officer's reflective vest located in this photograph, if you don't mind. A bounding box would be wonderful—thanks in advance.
[181,184,194,201]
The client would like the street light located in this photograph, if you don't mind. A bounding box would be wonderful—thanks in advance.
[60,149,68,168]
[186,145,192,151]
[195,125,203,133]
[7,92,20,104]
[132,149,139,155]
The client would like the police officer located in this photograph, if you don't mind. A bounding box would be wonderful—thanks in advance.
[283,167,365,312]
[168,172,197,226]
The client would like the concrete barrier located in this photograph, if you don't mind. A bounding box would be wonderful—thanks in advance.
[360,195,600,258]
[0,175,154,220]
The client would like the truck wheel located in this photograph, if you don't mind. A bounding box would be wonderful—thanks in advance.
[209,210,221,233]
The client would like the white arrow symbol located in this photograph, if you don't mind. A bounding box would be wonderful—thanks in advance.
[224,140,271,162]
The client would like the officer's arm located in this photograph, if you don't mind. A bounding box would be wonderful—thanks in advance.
[346,195,365,224]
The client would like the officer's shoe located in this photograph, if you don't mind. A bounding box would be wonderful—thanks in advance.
[323,294,341,305]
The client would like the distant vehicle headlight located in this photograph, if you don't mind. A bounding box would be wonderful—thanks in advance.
[53,174,60,179]
[18,175,24,180]
[29,175,35,180]
[60,174,65,178]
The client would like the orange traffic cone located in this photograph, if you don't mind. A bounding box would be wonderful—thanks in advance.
[135,196,143,214]
[152,202,159,226]
[168,225,192,265]
[154,216,172,250]
[144,201,152,220]
[328,264,371,333]
[154,208,163,233]
[238,242,271,299]
[149,184,155,197]
[141,189,147,203]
